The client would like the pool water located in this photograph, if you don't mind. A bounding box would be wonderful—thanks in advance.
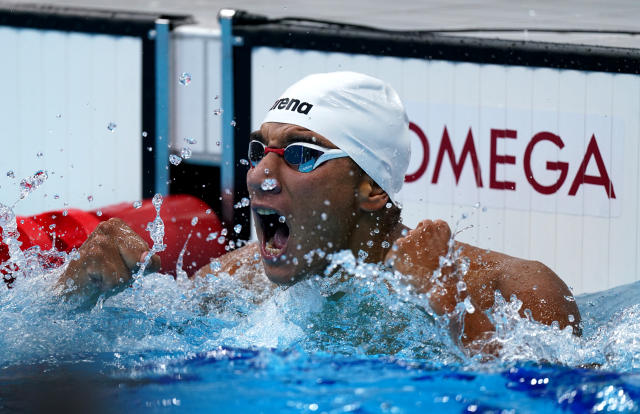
[1,202,640,413]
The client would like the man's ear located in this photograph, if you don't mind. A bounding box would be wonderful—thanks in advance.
[357,178,390,212]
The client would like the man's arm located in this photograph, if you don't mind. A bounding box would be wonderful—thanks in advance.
[60,217,266,299]
[387,219,581,349]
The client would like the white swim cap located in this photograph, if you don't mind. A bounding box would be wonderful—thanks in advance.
[261,72,411,203]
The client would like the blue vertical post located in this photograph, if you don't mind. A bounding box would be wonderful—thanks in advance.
[219,9,236,225]
[154,19,170,195]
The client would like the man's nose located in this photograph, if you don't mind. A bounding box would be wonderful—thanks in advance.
[247,152,283,195]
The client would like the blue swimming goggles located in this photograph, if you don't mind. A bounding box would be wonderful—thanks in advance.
[248,140,348,173]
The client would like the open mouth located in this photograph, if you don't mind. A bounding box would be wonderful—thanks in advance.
[255,208,290,259]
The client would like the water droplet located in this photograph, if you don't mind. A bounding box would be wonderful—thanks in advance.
[147,146,153,152]
[239,159,249,166]
[241,197,250,207]
[184,137,197,145]
[142,131,148,138]
[56,113,62,119]
[482,206,487,212]
[107,122,117,132]
[568,314,575,323]
[133,201,142,209]
[463,297,475,313]
[49,224,56,230]
[213,95,219,100]
[216,141,221,146]
[206,232,218,241]
[169,154,182,166]
[457,281,467,292]
[261,178,278,191]
[264,168,270,175]
[401,229,408,236]
[385,202,392,209]
[191,217,198,226]
[213,108,223,116]
[366,240,373,247]
[321,213,327,221]
[62,210,68,216]
[19,170,48,199]
[278,216,286,223]
[473,202,481,208]
[461,213,468,220]
[6,170,14,179]
[358,250,368,261]
[230,120,236,127]
[221,228,228,236]
[211,260,221,271]
[381,240,390,248]
[96,210,102,217]
[234,224,242,233]
[181,147,192,159]
[36,152,43,158]
[564,295,575,302]
[217,236,225,244]
[178,72,192,86]
[53,194,60,199]
[87,195,93,202]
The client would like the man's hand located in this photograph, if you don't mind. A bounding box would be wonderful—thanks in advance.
[59,218,161,295]
[387,219,452,279]
[386,220,461,312]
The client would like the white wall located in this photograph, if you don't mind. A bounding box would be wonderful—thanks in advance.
[0,26,143,215]
[250,47,640,295]
[170,27,222,164]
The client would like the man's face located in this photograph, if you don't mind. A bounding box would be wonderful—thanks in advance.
[246,122,363,285]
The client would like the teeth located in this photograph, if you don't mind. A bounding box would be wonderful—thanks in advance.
[256,208,277,215]
[265,239,282,254]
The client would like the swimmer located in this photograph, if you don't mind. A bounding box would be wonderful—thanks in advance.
[59,72,581,351]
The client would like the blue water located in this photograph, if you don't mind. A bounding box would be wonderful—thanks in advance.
[1,204,640,412]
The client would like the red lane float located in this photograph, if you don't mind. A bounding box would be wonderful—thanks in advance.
[0,195,226,279]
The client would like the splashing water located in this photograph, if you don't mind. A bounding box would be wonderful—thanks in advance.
[135,193,166,278]
[178,72,192,86]
[175,232,192,281]
[169,154,182,166]
[19,170,48,200]
[261,178,278,191]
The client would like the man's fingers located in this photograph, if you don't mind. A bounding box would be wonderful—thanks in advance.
[97,218,152,271]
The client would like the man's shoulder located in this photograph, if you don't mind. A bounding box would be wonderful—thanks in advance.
[194,242,261,278]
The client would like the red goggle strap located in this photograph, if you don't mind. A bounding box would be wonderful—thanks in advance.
[263,147,285,156]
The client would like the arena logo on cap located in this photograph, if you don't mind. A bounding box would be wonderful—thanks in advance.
[269,97,314,115]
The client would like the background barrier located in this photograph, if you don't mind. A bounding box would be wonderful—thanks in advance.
[223,14,640,294]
